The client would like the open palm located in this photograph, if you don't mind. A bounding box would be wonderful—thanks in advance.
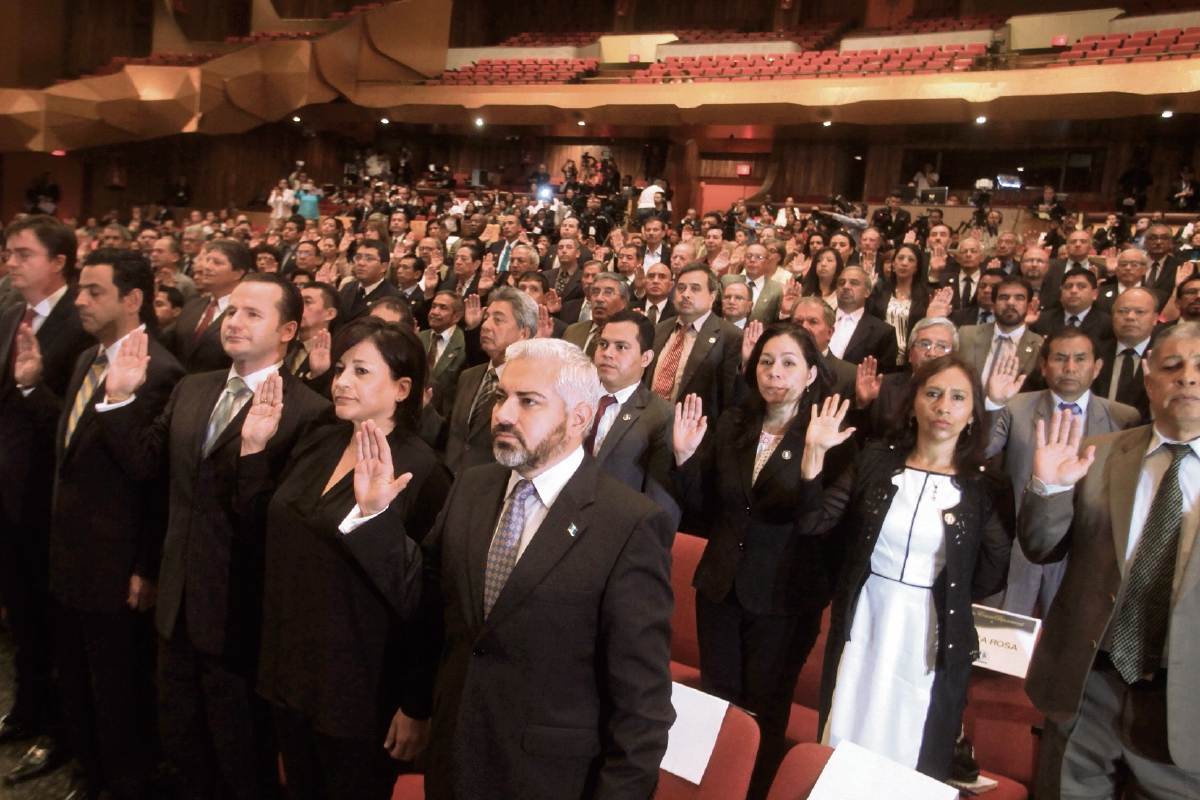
[354,420,413,515]
[672,393,708,466]
[106,329,150,398]
[1032,410,1095,487]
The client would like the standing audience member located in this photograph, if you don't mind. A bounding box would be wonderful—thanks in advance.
[958,276,1043,388]
[173,239,251,374]
[828,266,898,368]
[339,240,401,326]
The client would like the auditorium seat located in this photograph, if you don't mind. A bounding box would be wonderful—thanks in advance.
[764,743,834,800]
[656,705,760,800]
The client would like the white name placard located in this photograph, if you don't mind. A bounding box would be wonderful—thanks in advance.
[972,604,1042,678]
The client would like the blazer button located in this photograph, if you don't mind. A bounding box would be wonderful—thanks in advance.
[950,582,957,588]
[1091,640,1098,649]
[738,541,746,551]
[473,645,485,656]
[745,506,751,514]
[948,643,954,649]
[464,444,471,451]
[949,609,955,614]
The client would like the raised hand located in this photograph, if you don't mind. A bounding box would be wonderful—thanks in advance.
[802,395,855,479]
[926,286,954,320]
[308,329,332,377]
[903,229,918,244]
[478,261,497,295]
[315,261,335,284]
[429,248,444,272]
[536,304,553,338]
[1032,409,1095,487]
[105,329,150,400]
[354,419,414,516]
[855,356,883,409]
[463,294,483,330]
[729,246,746,270]
[711,248,731,276]
[681,227,694,242]
[741,320,763,367]
[672,393,708,466]
[240,373,284,456]
[632,265,647,297]
[1025,296,1041,326]
[1175,259,1195,286]
[544,288,563,315]
[12,322,43,388]
[928,243,947,273]
[779,280,802,318]
[986,352,1026,406]
[339,232,354,253]
[127,574,157,612]
[422,261,439,296]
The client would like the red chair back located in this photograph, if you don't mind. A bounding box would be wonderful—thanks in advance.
[657,704,760,800]
[670,533,706,669]
[765,743,835,800]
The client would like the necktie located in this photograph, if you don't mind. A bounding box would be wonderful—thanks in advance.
[64,352,108,447]
[985,335,1012,388]
[468,367,497,429]
[1148,261,1160,286]
[646,304,659,326]
[1115,348,1137,400]
[584,326,601,358]
[961,276,974,305]
[498,242,512,273]
[979,310,993,325]
[584,394,618,456]
[1057,401,1082,418]
[652,322,688,400]
[1067,315,1080,327]
[426,332,440,369]
[202,376,251,457]
[555,268,570,295]
[193,298,218,344]
[746,281,756,304]
[1109,443,1192,683]
[483,479,538,616]
[9,307,36,369]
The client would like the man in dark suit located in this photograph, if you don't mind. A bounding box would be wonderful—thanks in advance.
[338,240,401,327]
[172,239,250,374]
[644,264,742,421]
[436,242,484,299]
[0,216,94,779]
[276,215,304,277]
[1050,229,1096,277]
[869,192,912,250]
[591,311,680,527]
[562,274,626,358]
[1169,164,1197,212]
[97,273,329,800]
[827,266,898,369]
[47,249,184,800]
[393,255,429,329]
[638,217,672,271]
[419,291,467,416]
[341,337,675,800]
[442,287,537,478]
[1020,323,1200,798]
[790,297,855,400]
[541,237,585,304]
[1143,224,1185,294]
[1031,267,1113,342]
[1093,287,1157,424]
[486,214,525,274]
[630,261,676,326]
[288,282,339,397]
[1020,246,1065,312]
[950,268,1006,328]
[936,233,979,309]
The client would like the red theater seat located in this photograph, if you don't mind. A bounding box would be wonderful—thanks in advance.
[657,705,760,800]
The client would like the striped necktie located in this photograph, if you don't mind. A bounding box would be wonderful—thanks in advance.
[64,352,108,447]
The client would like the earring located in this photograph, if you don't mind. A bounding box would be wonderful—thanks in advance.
[964,421,973,437]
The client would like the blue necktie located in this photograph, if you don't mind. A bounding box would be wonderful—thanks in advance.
[483,479,538,617]
[1058,401,1082,418]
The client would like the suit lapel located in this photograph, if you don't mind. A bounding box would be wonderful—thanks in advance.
[1108,427,1152,572]
[1084,396,1111,437]
[750,425,804,494]
[596,387,644,463]
[189,373,229,462]
[0,304,23,386]
[680,315,720,391]
[843,315,871,362]
[484,458,598,630]
[435,328,465,379]
[196,307,227,352]
[58,345,99,462]
[466,469,511,630]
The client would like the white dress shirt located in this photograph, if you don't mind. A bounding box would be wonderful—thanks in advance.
[642,244,665,270]
[26,284,70,333]
[1063,306,1091,326]
[591,383,639,456]
[427,325,456,365]
[828,307,864,360]
[499,446,586,559]
[980,324,1026,386]
[1108,337,1150,399]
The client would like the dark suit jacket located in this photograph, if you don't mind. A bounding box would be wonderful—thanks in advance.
[0,291,94,530]
[1096,279,1167,317]
[630,296,676,325]
[369,457,675,800]
[1028,260,1066,312]
[96,368,330,666]
[287,347,335,399]
[869,207,912,246]
[950,305,994,328]
[49,338,184,611]
[420,327,467,418]
[1018,425,1200,772]
[594,385,680,529]
[825,354,856,402]
[860,371,911,441]
[1146,253,1185,296]
[435,273,481,300]
[338,279,403,327]
[399,285,429,330]
[1030,306,1113,342]
[172,295,232,374]
[838,311,899,370]
[541,265,585,303]
[636,243,673,268]
[442,362,497,478]
[644,313,743,421]
[1092,338,1150,423]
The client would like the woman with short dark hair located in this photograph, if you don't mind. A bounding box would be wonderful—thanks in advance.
[238,316,451,798]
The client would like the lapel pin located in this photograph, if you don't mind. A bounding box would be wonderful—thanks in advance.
[708,336,717,344]
[622,413,632,421]
[567,523,578,538]
[1024,346,1032,353]
[943,512,956,525]
[781,450,792,460]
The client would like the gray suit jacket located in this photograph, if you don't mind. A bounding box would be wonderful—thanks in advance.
[1018,425,1200,771]
[420,326,466,417]
[562,320,597,353]
[594,385,680,529]
[958,323,1043,382]
[720,273,783,324]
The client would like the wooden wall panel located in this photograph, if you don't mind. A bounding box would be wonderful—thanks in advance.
[449,0,615,47]
[64,0,154,78]
[172,0,252,43]
[771,141,844,200]
[632,0,775,32]
[271,0,354,18]
[862,143,907,200]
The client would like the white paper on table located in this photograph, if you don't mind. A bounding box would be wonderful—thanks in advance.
[808,740,959,800]
[971,604,1043,678]
[660,682,729,785]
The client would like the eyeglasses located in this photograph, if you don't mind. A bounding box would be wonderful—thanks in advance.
[353,254,381,263]
[1145,234,1173,241]
[911,340,953,354]
[743,253,767,261]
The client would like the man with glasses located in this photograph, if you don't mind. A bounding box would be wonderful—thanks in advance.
[719,242,782,323]
[853,316,957,440]
[563,274,627,357]
[1142,224,1184,295]
[337,240,400,326]
[1097,248,1158,315]
[1092,287,1157,423]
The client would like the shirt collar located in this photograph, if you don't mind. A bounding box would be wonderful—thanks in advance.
[212,292,232,312]
[506,445,585,508]
[836,306,864,323]
[98,324,146,359]
[1122,336,1152,356]
[1147,428,1200,460]
[733,317,747,329]
[681,309,711,332]
[31,283,70,319]
[994,323,1025,341]
[362,279,385,296]
[605,382,640,406]
[1050,389,1091,416]
[228,361,282,392]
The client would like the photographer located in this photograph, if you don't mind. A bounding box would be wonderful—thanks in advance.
[869,192,912,250]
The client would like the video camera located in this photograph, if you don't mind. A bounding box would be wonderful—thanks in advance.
[970,178,994,230]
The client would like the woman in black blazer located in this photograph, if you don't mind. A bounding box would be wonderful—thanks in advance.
[672,323,855,800]
[237,317,451,799]
[797,354,1014,780]
[866,243,954,368]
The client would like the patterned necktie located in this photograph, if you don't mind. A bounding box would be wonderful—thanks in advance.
[555,267,571,295]
[468,367,497,429]
[1067,315,1080,327]
[10,307,36,368]
[584,394,618,456]
[652,322,688,400]
[1109,443,1192,683]
[1057,401,1082,418]
[192,298,218,344]
[483,479,538,616]
[64,352,108,447]
[202,376,251,457]
[426,332,440,369]
[646,304,659,326]
[584,326,601,358]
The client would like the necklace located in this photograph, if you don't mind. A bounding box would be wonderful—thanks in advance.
[927,474,947,503]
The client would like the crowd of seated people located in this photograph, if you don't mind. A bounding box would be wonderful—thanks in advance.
[1,153,1199,800]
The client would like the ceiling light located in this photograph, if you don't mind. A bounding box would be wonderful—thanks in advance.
[577,120,586,126]
[853,155,862,161]
[822,120,832,127]
[1016,166,1024,172]
[381,117,389,124]
[1161,109,1174,118]
[975,115,987,124]
[475,117,484,127]
[292,116,301,122]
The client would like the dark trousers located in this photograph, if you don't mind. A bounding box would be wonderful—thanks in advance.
[273,704,397,800]
[696,592,823,800]
[158,620,277,800]
[0,509,53,730]
[54,599,157,800]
